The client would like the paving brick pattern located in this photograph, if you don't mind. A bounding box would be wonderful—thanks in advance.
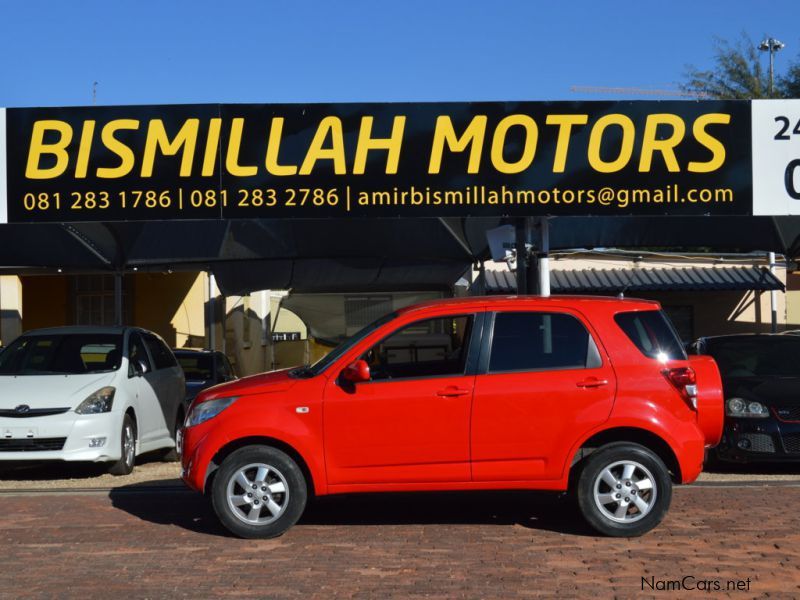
[0,485,798,599]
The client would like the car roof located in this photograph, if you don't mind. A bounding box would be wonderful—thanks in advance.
[20,325,145,336]
[699,333,789,342]
[396,295,660,316]
[173,348,216,355]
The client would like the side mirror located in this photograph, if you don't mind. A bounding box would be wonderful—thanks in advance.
[341,359,370,383]
[135,360,149,376]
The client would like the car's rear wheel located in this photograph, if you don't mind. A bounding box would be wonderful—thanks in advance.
[211,445,307,539]
[576,442,671,537]
[108,414,136,476]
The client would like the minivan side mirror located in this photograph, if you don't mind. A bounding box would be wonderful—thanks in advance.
[341,359,370,383]
[135,360,149,376]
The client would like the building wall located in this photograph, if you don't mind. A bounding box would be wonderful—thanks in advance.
[0,275,24,346]
[19,274,69,332]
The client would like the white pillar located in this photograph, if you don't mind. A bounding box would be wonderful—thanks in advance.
[207,272,217,351]
[538,217,551,297]
[0,276,23,346]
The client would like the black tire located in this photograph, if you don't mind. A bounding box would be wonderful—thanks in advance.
[211,445,307,539]
[161,408,185,463]
[108,413,136,476]
[575,442,672,537]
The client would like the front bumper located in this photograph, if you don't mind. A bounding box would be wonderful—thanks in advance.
[0,412,124,463]
[715,417,800,463]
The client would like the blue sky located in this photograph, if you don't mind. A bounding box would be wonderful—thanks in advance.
[1,0,799,107]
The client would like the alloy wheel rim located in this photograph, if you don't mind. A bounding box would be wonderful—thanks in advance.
[593,460,657,524]
[123,424,135,467]
[226,463,290,526]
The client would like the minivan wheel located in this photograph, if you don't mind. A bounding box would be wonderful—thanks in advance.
[576,442,672,537]
[161,409,184,463]
[108,414,136,476]
[211,446,307,539]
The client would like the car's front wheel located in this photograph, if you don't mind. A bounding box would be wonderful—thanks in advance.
[108,414,136,476]
[576,442,672,537]
[211,445,307,539]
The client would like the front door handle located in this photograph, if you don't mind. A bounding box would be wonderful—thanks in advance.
[576,378,609,388]
[436,387,471,397]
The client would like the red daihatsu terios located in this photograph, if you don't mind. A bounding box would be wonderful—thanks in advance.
[180,296,723,538]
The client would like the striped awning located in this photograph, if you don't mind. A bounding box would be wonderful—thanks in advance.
[478,266,785,295]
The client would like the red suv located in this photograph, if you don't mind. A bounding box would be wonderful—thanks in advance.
[180,296,723,538]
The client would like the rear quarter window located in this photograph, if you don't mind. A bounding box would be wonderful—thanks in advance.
[614,310,687,361]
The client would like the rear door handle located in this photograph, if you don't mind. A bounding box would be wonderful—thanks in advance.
[436,387,471,397]
[576,378,609,388]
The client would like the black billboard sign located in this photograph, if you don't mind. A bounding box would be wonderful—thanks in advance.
[0,99,791,223]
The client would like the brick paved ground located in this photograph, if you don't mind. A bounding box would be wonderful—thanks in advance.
[0,485,798,599]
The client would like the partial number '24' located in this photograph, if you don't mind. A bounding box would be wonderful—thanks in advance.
[774,116,800,200]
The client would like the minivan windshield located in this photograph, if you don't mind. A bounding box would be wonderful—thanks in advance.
[0,334,123,375]
[297,312,399,377]
[703,336,800,378]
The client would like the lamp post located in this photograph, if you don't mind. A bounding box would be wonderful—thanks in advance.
[759,37,785,97]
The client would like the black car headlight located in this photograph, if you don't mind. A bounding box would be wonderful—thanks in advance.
[726,397,769,418]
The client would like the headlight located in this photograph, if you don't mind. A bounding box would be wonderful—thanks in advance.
[185,397,238,428]
[726,397,769,418]
[75,386,116,414]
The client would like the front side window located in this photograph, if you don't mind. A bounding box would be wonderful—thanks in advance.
[488,312,596,373]
[143,335,177,370]
[361,315,474,381]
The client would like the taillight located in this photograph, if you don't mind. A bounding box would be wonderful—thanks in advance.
[663,367,698,410]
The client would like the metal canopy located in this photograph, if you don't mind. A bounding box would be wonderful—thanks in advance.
[479,265,785,295]
[0,218,500,295]
[0,215,799,296]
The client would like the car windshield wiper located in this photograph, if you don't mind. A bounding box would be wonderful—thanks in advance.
[289,365,315,379]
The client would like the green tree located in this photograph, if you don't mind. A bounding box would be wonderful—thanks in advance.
[778,62,800,98]
[683,34,772,99]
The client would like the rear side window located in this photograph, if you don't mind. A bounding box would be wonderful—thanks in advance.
[615,310,687,360]
[143,334,178,370]
[488,312,600,373]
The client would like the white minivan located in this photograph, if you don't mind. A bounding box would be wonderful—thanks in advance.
[0,326,185,474]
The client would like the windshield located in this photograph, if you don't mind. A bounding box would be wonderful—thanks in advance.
[176,354,214,381]
[303,311,399,376]
[703,337,800,378]
[0,334,123,376]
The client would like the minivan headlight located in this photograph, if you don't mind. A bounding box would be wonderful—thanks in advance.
[185,397,238,428]
[726,397,769,418]
[75,386,116,414]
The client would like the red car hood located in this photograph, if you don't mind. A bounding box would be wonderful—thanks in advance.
[196,368,298,402]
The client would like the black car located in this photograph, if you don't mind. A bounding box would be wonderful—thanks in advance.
[173,349,237,406]
[691,334,800,463]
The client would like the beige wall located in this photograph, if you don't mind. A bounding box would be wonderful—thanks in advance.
[0,276,23,346]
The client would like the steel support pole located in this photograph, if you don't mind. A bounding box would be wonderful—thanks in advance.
[114,272,123,326]
[514,218,528,295]
[769,252,778,333]
[207,272,216,351]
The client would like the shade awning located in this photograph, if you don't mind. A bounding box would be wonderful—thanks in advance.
[478,266,785,295]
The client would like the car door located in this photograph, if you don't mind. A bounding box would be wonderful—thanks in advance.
[127,332,162,444]
[471,309,617,481]
[323,312,482,486]
[141,333,181,441]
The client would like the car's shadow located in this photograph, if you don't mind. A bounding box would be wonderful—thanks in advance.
[108,483,596,538]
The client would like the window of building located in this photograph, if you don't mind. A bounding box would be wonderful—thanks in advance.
[488,312,597,373]
[72,275,129,326]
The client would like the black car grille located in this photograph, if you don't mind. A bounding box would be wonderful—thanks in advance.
[782,434,800,454]
[773,405,800,422]
[740,433,776,453]
[0,408,71,418]
[0,438,66,452]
